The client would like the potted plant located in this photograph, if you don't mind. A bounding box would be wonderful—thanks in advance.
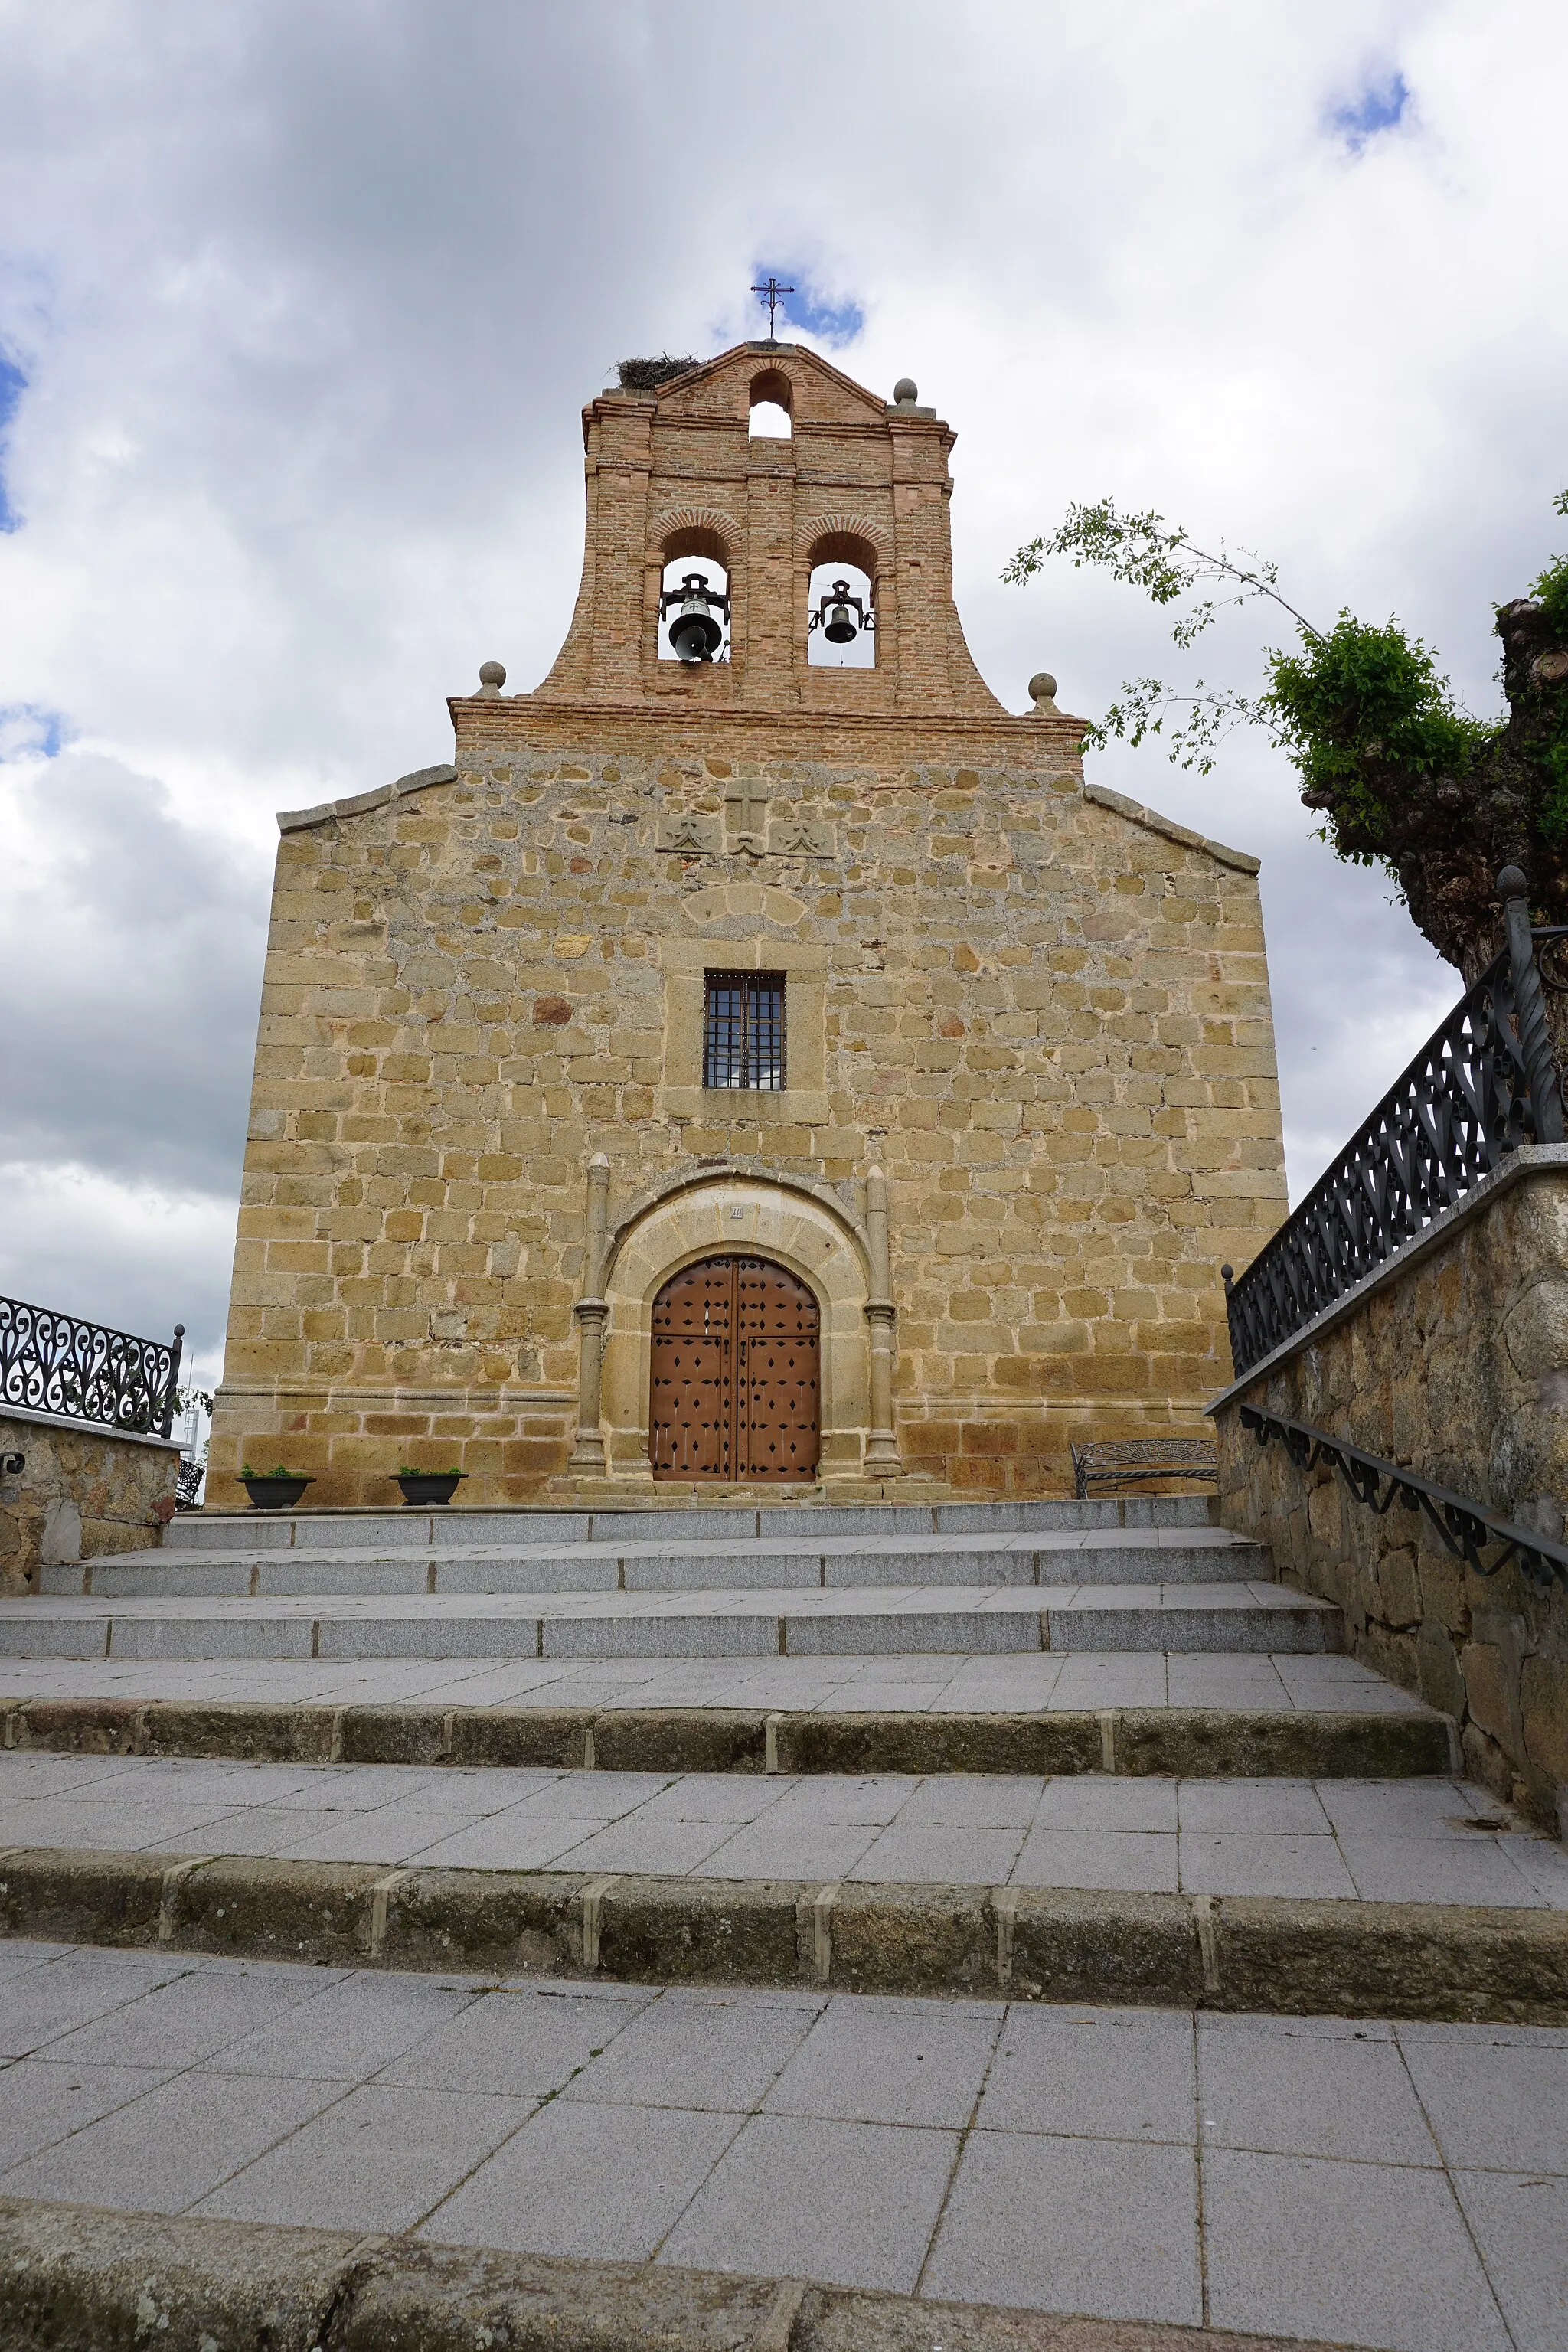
[239,1462,315,1511]
[394,1464,467,1507]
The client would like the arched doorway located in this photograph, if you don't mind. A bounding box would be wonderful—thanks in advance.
[649,1254,820,1482]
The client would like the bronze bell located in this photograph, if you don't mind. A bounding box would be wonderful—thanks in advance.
[822,580,859,644]
[663,573,727,663]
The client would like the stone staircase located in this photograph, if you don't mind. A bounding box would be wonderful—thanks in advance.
[5,1490,1565,2035]
[22,1494,1339,1664]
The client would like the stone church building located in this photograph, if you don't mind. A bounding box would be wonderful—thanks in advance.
[207,342,1287,1508]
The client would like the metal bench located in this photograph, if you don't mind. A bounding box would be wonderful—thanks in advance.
[1070,1438,1219,1500]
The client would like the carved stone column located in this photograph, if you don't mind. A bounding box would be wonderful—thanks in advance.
[862,1162,903,1475]
[568,1153,610,1474]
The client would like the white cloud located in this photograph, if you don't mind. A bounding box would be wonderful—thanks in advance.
[0,1161,234,1389]
[0,0,1561,1351]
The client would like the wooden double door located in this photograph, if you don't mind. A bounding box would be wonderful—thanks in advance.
[649,1253,821,1483]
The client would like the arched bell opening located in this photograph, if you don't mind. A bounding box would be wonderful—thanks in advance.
[649,1253,821,1483]
[807,553,877,668]
[747,368,793,440]
[658,529,731,665]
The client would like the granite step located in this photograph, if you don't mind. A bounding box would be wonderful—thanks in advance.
[0,1687,1453,1779]
[161,1495,1221,1553]
[53,1524,1268,1599]
[0,1582,1340,1663]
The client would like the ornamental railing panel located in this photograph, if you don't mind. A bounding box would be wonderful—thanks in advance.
[1224,881,1566,1380]
[0,1296,184,1439]
[1238,1405,1568,1593]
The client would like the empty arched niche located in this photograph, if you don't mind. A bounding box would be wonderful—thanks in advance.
[747,368,793,440]
[807,531,877,668]
[658,525,730,665]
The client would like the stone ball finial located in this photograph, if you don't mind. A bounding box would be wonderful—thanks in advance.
[1028,671,1059,710]
[1498,866,1529,898]
[477,660,506,697]
[893,377,919,406]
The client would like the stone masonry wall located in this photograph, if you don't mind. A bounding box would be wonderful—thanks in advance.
[0,1410,181,1595]
[1214,1149,1568,1834]
[207,715,1286,1509]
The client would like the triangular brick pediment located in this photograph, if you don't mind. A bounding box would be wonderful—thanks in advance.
[645,341,896,428]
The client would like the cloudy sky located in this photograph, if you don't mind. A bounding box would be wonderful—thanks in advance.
[2,0,1563,1388]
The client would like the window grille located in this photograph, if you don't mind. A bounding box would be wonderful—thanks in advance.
[704,972,786,1091]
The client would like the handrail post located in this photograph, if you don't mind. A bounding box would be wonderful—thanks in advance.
[161,1323,185,1439]
[1498,866,1566,1144]
[1220,1264,1241,1379]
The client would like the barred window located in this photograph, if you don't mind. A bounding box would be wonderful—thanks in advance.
[704,971,786,1090]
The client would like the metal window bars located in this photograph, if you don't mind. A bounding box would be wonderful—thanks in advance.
[1224,876,1566,1380]
[704,971,787,1091]
[0,1296,184,1439]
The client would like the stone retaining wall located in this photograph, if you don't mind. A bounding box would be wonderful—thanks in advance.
[0,1410,181,1595]
[1213,1147,1568,1834]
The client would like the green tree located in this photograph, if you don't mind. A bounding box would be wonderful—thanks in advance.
[1005,496,1568,985]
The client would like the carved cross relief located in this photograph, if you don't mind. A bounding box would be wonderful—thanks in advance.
[724,775,769,851]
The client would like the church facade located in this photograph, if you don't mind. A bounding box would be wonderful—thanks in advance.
[207,342,1287,1508]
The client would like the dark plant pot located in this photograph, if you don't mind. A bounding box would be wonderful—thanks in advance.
[395,1472,466,1507]
[241,1476,314,1511]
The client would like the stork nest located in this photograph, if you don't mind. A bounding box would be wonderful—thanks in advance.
[617,354,702,390]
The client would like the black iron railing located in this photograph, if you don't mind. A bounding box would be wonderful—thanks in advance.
[1224,871,1566,1378]
[1239,1405,1568,1593]
[0,1296,184,1439]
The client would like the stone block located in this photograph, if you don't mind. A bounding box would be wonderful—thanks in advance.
[0,1413,181,1596]
[1521,1652,1568,1783]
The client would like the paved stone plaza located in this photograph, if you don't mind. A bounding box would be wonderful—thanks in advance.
[0,1935,1563,2349]
[2,1506,1562,2343]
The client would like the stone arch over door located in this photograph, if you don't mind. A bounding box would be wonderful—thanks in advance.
[599,1172,874,1487]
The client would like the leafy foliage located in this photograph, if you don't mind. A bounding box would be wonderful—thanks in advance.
[1532,491,1568,632]
[1265,616,1496,865]
[1004,499,1317,774]
[1004,493,1568,977]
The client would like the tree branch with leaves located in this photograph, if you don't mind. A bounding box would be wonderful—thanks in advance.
[1006,495,1568,985]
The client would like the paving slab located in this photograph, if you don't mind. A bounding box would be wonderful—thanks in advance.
[975,2004,1195,2142]
[923,2130,1202,2328]
[565,1986,821,2112]
[197,2082,538,2233]
[0,2067,341,2214]
[1200,2146,1511,2352]
[426,2097,749,2262]
[761,1993,1001,2128]
[1197,2014,1439,2164]
[1451,2170,1568,2352]
[657,2111,959,2293]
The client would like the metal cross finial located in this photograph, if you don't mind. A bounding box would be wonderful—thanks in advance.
[750,276,794,341]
